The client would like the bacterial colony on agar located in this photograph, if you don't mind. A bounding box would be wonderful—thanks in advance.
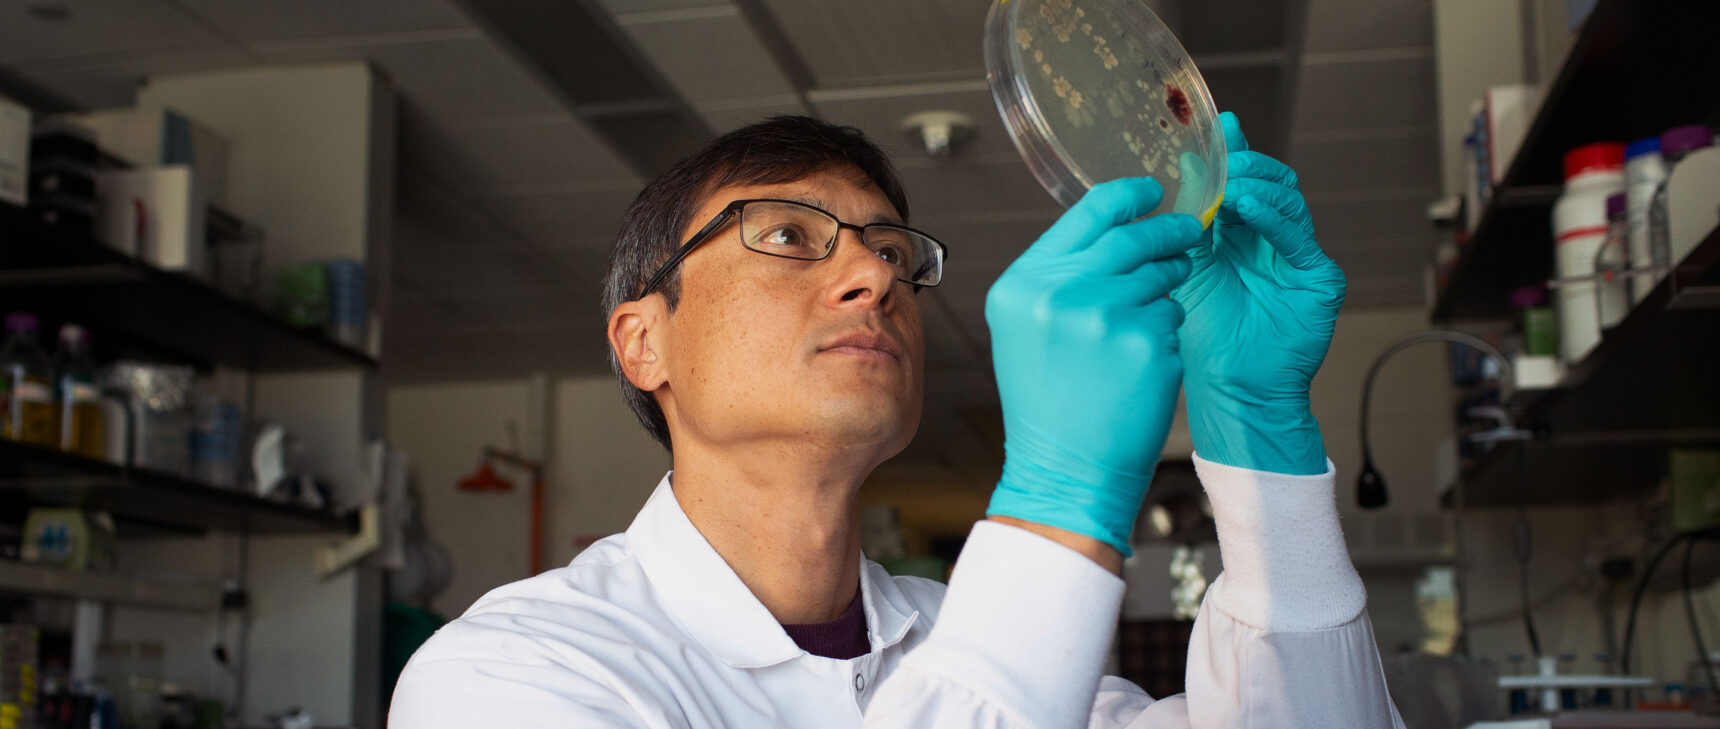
[986,0,1226,226]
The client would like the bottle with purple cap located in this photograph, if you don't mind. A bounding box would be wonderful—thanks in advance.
[1594,192,1629,329]
[0,313,57,446]
[1649,124,1716,275]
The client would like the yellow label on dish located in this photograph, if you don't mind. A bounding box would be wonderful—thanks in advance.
[1199,193,1223,229]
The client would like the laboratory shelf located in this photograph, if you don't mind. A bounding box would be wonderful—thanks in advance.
[1431,0,1720,322]
[0,440,354,536]
[0,559,213,612]
[0,204,375,372]
[1443,226,1720,508]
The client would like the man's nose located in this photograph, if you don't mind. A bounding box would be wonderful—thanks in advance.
[825,228,897,308]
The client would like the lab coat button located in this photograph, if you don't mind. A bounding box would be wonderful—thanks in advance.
[854,673,866,692]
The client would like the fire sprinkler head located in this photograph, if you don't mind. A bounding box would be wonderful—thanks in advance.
[901,111,976,156]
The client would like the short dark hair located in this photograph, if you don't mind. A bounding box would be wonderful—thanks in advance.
[600,115,911,450]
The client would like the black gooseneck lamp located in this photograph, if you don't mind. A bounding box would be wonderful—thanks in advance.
[1356,330,1524,510]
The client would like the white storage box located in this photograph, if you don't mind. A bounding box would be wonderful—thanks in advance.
[95,165,207,276]
[69,105,227,206]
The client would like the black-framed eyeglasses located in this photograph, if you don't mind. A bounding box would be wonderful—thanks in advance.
[635,198,949,300]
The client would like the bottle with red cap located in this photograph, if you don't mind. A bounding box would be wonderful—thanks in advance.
[1551,142,1625,364]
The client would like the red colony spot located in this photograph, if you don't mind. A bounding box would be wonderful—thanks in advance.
[1165,84,1192,126]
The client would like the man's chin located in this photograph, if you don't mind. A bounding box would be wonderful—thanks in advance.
[805,397,920,453]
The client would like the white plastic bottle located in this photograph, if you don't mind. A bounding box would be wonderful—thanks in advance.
[1654,125,1718,268]
[1551,142,1625,364]
[1622,138,1665,304]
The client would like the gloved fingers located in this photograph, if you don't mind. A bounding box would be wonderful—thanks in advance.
[1082,212,1203,275]
[1232,191,1333,272]
[1036,178,1166,256]
[1227,177,1317,239]
[1111,253,1194,305]
[1219,111,1249,154]
[1228,150,1300,191]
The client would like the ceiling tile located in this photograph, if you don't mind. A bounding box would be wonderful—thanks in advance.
[402,112,639,192]
[395,175,576,275]
[1306,194,1442,252]
[1303,0,1433,53]
[12,44,256,109]
[893,157,1050,221]
[0,1,220,66]
[620,7,796,102]
[175,0,472,42]
[470,186,644,251]
[254,35,565,118]
[1292,57,1436,132]
[761,0,986,87]
[694,95,811,134]
[394,249,557,291]
[594,0,731,15]
[1290,134,1441,192]
[1178,0,1291,56]
[1201,65,1286,156]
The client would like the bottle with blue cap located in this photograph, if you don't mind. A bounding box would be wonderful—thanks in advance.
[1623,137,1665,304]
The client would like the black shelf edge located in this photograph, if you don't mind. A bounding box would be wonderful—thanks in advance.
[0,205,376,372]
[0,440,355,536]
[1431,0,1720,321]
[1443,426,1720,509]
[1444,228,1720,507]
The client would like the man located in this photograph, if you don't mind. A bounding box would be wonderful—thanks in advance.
[390,114,1405,727]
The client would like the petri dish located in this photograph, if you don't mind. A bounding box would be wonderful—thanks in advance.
[985,0,1226,226]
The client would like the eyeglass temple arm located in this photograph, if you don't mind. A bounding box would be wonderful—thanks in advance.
[636,206,742,299]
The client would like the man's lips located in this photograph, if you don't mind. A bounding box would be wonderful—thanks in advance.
[820,330,904,362]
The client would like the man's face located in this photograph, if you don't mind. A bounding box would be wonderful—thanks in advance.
[652,167,925,459]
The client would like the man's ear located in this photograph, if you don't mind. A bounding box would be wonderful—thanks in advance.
[608,299,668,392]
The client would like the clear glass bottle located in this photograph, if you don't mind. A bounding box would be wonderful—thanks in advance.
[1594,193,1630,330]
[0,313,57,446]
[53,324,104,458]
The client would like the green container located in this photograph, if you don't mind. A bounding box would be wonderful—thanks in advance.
[1522,306,1557,357]
[1671,450,1720,533]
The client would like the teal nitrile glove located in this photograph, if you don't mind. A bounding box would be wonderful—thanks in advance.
[985,178,1204,556]
[1171,112,1346,475]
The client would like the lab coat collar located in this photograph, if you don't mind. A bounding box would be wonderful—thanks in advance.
[626,473,919,668]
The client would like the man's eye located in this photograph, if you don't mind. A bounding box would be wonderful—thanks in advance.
[874,245,905,265]
[759,226,808,248]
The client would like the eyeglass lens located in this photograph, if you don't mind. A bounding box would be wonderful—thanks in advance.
[738,201,942,286]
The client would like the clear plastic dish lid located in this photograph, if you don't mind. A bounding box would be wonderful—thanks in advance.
[985,0,1226,226]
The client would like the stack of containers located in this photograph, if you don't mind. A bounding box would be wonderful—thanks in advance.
[1551,143,1626,364]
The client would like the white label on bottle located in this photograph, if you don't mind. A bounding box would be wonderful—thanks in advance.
[67,382,98,403]
[12,381,50,403]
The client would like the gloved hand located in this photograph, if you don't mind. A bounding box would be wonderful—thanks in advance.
[985,178,1204,556]
[1172,112,1346,475]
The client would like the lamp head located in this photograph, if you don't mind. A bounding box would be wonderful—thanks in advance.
[1357,456,1388,509]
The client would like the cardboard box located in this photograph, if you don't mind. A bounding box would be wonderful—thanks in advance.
[0,95,28,206]
[95,165,207,276]
[68,105,227,206]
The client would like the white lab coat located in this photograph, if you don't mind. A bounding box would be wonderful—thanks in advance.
[389,455,1406,728]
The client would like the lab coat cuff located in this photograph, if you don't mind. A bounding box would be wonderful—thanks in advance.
[913,520,1124,729]
[1194,453,1366,632]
